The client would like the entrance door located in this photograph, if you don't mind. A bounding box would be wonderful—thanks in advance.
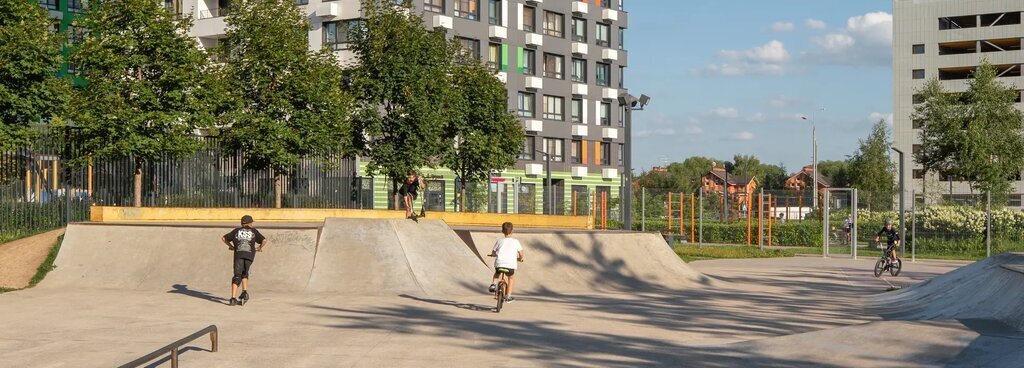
[543,179,566,215]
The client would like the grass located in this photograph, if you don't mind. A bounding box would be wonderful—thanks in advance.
[0,235,63,294]
[673,245,798,263]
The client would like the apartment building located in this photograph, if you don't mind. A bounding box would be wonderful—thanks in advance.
[894,0,1024,207]
[180,0,630,215]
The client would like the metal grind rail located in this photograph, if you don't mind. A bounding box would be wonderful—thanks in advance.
[119,325,218,368]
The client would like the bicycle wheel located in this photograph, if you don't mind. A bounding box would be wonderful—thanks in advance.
[495,282,505,313]
[874,258,886,277]
[889,258,902,277]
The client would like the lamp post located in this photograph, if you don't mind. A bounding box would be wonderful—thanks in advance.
[535,149,553,214]
[892,147,906,257]
[618,94,651,230]
[801,108,824,209]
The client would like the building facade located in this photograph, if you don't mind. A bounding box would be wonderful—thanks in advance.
[177,0,629,215]
[893,0,1024,207]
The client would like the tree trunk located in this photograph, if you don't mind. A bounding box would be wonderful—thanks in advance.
[133,162,143,207]
[392,178,400,210]
[274,173,283,208]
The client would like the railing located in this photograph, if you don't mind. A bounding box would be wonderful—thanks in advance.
[197,7,231,19]
[119,325,218,368]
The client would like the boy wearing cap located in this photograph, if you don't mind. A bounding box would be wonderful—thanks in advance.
[222,215,268,306]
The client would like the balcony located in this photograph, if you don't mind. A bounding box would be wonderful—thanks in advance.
[523,119,543,132]
[572,125,588,137]
[602,168,619,179]
[432,14,453,30]
[525,33,543,47]
[572,166,588,178]
[601,49,618,61]
[571,83,588,96]
[602,127,618,140]
[525,76,544,89]
[526,163,544,176]
[571,42,588,55]
[601,9,618,22]
[602,88,618,100]
[489,25,508,40]
[572,1,588,14]
[317,0,360,19]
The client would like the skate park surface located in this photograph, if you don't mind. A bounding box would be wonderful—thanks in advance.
[2,218,1023,367]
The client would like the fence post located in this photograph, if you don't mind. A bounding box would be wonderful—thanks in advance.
[852,189,859,260]
[602,191,607,230]
[758,189,764,250]
[986,191,991,258]
[641,187,645,232]
[667,192,673,236]
[690,192,696,243]
[823,190,830,258]
[746,194,752,246]
[678,192,683,238]
[767,194,773,247]
[911,189,916,262]
[698,187,704,248]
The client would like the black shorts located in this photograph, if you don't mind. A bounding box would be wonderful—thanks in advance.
[399,186,417,199]
[234,258,253,277]
[495,267,515,276]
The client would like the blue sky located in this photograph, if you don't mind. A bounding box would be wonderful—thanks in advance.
[626,0,893,172]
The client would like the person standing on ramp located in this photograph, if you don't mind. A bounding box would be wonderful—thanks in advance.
[399,170,425,220]
[222,215,268,306]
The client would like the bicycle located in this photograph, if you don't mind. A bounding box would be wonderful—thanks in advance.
[873,241,902,277]
[493,267,512,313]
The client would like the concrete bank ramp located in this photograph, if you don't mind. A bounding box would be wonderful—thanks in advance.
[46,224,318,292]
[461,231,707,294]
[868,253,1024,331]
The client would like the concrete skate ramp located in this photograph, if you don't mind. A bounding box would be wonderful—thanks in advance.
[308,218,488,295]
[868,253,1024,331]
[46,224,318,292]
[462,231,707,294]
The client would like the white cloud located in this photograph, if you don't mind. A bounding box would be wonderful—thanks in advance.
[770,22,796,32]
[768,95,801,108]
[719,40,790,63]
[869,112,894,125]
[805,12,892,66]
[683,126,705,135]
[730,131,756,141]
[704,107,740,119]
[695,41,791,77]
[745,112,766,122]
[806,19,827,29]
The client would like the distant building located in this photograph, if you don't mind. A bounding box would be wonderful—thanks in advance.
[785,166,831,191]
[650,166,668,173]
[702,167,757,198]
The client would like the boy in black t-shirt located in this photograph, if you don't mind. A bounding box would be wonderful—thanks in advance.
[222,215,268,306]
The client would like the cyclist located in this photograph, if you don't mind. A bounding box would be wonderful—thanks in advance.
[843,215,853,244]
[874,220,900,261]
[488,222,524,303]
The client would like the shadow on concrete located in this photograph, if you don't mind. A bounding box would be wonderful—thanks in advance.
[399,294,494,313]
[167,284,227,305]
[141,346,212,368]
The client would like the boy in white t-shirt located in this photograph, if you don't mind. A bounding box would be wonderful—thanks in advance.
[488,222,524,303]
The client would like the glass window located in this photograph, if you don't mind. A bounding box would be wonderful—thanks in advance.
[519,136,536,160]
[596,23,610,47]
[488,0,501,25]
[70,0,85,12]
[518,183,536,213]
[323,20,363,50]
[571,140,583,164]
[523,6,536,32]
[912,69,925,79]
[542,138,565,162]
[601,0,613,9]
[600,143,611,165]
[295,0,309,5]
[543,53,564,79]
[522,49,536,75]
[543,95,564,121]
[619,106,625,127]
[488,43,502,70]
[913,119,924,129]
[618,66,624,88]
[571,99,583,124]
[543,11,564,38]
[571,18,587,42]
[617,144,623,165]
[455,0,479,20]
[424,0,444,13]
[596,62,610,86]
[40,0,58,10]
[618,0,624,11]
[458,37,481,60]
[618,27,624,50]
[912,44,925,54]
[518,92,535,118]
[599,102,611,126]
[571,58,586,83]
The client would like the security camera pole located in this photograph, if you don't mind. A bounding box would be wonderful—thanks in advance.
[619,94,650,231]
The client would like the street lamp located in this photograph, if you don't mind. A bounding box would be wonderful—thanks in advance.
[535,149,553,214]
[892,147,906,257]
[618,93,651,230]
[801,107,824,209]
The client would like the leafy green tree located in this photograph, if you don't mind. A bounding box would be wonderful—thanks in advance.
[348,0,455,208]
[0,0,68,151]
[914,79,960,187]
[848,119,895,210]
[443,59,524,211]
[70,0,213,207]
[219,0,353,208]
[817,160,851,188]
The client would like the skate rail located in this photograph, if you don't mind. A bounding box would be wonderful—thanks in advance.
[119,325,218,368]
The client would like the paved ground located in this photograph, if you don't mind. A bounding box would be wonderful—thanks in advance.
[0,256,969,367]
[0,229,64,289]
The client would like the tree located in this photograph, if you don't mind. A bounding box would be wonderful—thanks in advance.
[817,160,851,188]
[443,59,524,211]
[348,0,456,208]
[0,0,68,151]
[914,78,960,189]
[70,0,213,207]
[219,0,353,208]
[848,119,895,210]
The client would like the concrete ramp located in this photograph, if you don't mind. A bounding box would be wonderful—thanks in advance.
[462,231,707,294]
[869,253,1024,331]
[47,224,318,292]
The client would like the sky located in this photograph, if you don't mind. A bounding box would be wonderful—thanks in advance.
[626,0,894,173]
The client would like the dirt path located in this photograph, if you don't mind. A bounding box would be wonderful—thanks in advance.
[0,229,64,289]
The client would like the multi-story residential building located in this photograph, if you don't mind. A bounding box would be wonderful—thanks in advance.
[181,0,630,215]
[35,0,85,77]
[894,0,1024,207]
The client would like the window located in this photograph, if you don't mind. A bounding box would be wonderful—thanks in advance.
[571,140,583,164]
[618,144,623,165]
[571,18,587,42]
[913,119,925,129]
[913,94,925,104]
[912,44,925,54]
[618,66,624,88]
[488,43,502,70]
[596,23,610,47]
[518,92,535,118]
[543,95,564,121]
[68,26,86,46]
[618,106,625,127]
[618,27,625,50]
[488,0,501,25]
[599,102,611,126]
[571,99,583,124]
[543,11,564,38]
[543,53,564,79]
[520,136,536,160]
[542,138,565,162]
[912,144,922,155]
[523,6,536,32]
[618,0,624,11]
[601,0,612,9]
[40,0,57,10]
[596,62,610,86]
[323,20,362,50]
[455,0,479,20]
[571,58,587,83]
[518,184,536,213]
[913,169,924,179]
[522,49,536,75]
[458,37,481,60]
[912,69,925,79]
[600,142,611,165]
[70,0,85,12]
[424,0,443,13]
[295,0,309,5]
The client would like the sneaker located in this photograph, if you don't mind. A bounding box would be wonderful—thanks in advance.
[488,284,496,293]
[229,298,238,306]
[505,296,515,303]
[240,291,249,301]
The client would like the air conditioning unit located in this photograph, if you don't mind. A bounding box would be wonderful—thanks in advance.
[495,71,508,84]
[602,127,619,140]
[525,32,543,47]
[572,83,588,96]
[572,124,588,137]
[602,9,618,22]
[525,76,544,89]
[601,48,618,61]
[489,25,508,39]
[571,1,588,14]
[602,87,618,100]
[572,166,588,177]
[526,163,544,176]
[432,14,453,29]
[572,42,588,55]
[602,168,619,179]
[523,119,543,132]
